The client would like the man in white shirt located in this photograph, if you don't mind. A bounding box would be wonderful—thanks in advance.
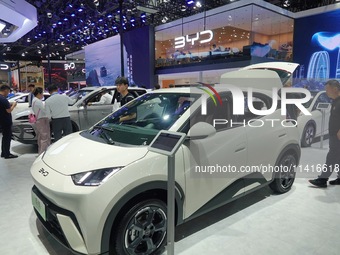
[90,91,113,105]
[45,85,73,142]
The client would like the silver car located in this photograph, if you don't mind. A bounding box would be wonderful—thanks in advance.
[12,86,147,144]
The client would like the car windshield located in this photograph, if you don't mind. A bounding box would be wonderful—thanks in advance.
[69,89,94,105]
[84,92,199,146]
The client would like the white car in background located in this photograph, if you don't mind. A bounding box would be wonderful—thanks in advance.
[9,92,50,115]
[30,68,300,255]
[12,86,147,144]
[298,90,332,147]
[241,62,332,147]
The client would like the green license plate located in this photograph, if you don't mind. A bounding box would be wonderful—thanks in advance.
[31,191,47,221]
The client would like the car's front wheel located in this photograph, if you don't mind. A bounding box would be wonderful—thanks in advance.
[112,199,167,255]
[301,123,315,147]
[269,153,297,193]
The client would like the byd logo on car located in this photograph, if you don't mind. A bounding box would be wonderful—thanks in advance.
[38,168,49,177]
[198,84,312,128]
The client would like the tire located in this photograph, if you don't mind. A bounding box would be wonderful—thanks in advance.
[301,123,315,147]
[112,199,167,255]
[269,153,297,194]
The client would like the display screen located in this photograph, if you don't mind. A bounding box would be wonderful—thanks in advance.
[316,103,331,109]
[150,133,182,152]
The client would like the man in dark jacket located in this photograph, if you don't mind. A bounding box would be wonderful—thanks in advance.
[0,85,18,158]
[309,80,340,187]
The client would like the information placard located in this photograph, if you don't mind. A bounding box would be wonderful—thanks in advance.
[148,131,186,156]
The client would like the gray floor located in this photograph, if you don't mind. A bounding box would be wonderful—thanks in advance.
[0,137,339,255]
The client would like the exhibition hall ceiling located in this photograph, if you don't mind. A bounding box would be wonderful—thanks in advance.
[0,0,337,62]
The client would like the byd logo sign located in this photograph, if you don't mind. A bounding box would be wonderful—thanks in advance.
[175,30,213,49]
[200,85,312,116]
[64,62,76,70]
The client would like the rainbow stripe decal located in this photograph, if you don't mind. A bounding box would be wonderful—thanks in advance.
[197,83,223,106]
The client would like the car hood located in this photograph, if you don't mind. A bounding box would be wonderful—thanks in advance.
[42,132,148,175]
[12,108,32,122]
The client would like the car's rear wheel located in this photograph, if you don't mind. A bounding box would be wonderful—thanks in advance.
[112,199,167,255]
[269,153,297,193]
[301,123,315,147]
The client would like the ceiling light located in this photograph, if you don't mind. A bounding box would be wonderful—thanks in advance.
[283,0,290,7]
[161,16,169,23]
[0,21,5,33]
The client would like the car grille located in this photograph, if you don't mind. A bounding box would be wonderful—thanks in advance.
[32,186,83,252]
[12,126,21,133]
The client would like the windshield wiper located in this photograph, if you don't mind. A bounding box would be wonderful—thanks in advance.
[93,125,115,144]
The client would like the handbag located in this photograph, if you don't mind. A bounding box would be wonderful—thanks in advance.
[29,101,40,123]
[28,113,37,123]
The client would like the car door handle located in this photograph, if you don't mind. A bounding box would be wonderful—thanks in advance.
[278,133,286,138]
[235,147,246,153]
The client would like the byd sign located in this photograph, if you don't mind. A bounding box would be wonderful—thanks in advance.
[201,85,312,116]
[64,62,76,71]
[175,30,213,49]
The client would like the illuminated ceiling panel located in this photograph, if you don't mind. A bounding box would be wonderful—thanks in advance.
[0,0,37,42]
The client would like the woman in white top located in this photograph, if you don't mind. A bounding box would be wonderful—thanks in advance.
[32,87,51,154]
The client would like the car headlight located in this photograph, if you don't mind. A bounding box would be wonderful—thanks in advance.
[71,167,123,186]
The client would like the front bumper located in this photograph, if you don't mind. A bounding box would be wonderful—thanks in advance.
[12,123,38,144]
[32,185,88,254]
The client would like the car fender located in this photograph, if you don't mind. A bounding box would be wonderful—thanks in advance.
[100,181,184,254]
[271,143,301,182]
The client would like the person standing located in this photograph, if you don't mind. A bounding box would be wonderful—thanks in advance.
[27,84,35,107]
[45,85,73,142]
[309,79,340,187]
[0,85,18,159]
[89,90,113,105]
[115,77,134,106]
[32,87,51,154]
[115,77,136,122]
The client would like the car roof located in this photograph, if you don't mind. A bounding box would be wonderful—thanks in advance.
[79,86,146,91]
[146,85,275,97]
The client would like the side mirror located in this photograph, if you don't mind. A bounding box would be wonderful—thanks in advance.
[187,122,216,140]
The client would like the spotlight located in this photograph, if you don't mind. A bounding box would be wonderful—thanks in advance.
[47,12,52,18]
[196,1,202,8]
[94,0,99,7]
[161,16,169,23]
[283,0,290,7]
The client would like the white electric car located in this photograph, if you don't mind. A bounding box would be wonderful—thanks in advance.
[30,69,301,255]
[298,90,332,147]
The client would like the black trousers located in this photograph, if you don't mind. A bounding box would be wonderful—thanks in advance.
[319,135,340,180]
[1,124,12,157]
[51,117,72,142]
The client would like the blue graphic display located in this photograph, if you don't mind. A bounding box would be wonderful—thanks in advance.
[294,9,340,89]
